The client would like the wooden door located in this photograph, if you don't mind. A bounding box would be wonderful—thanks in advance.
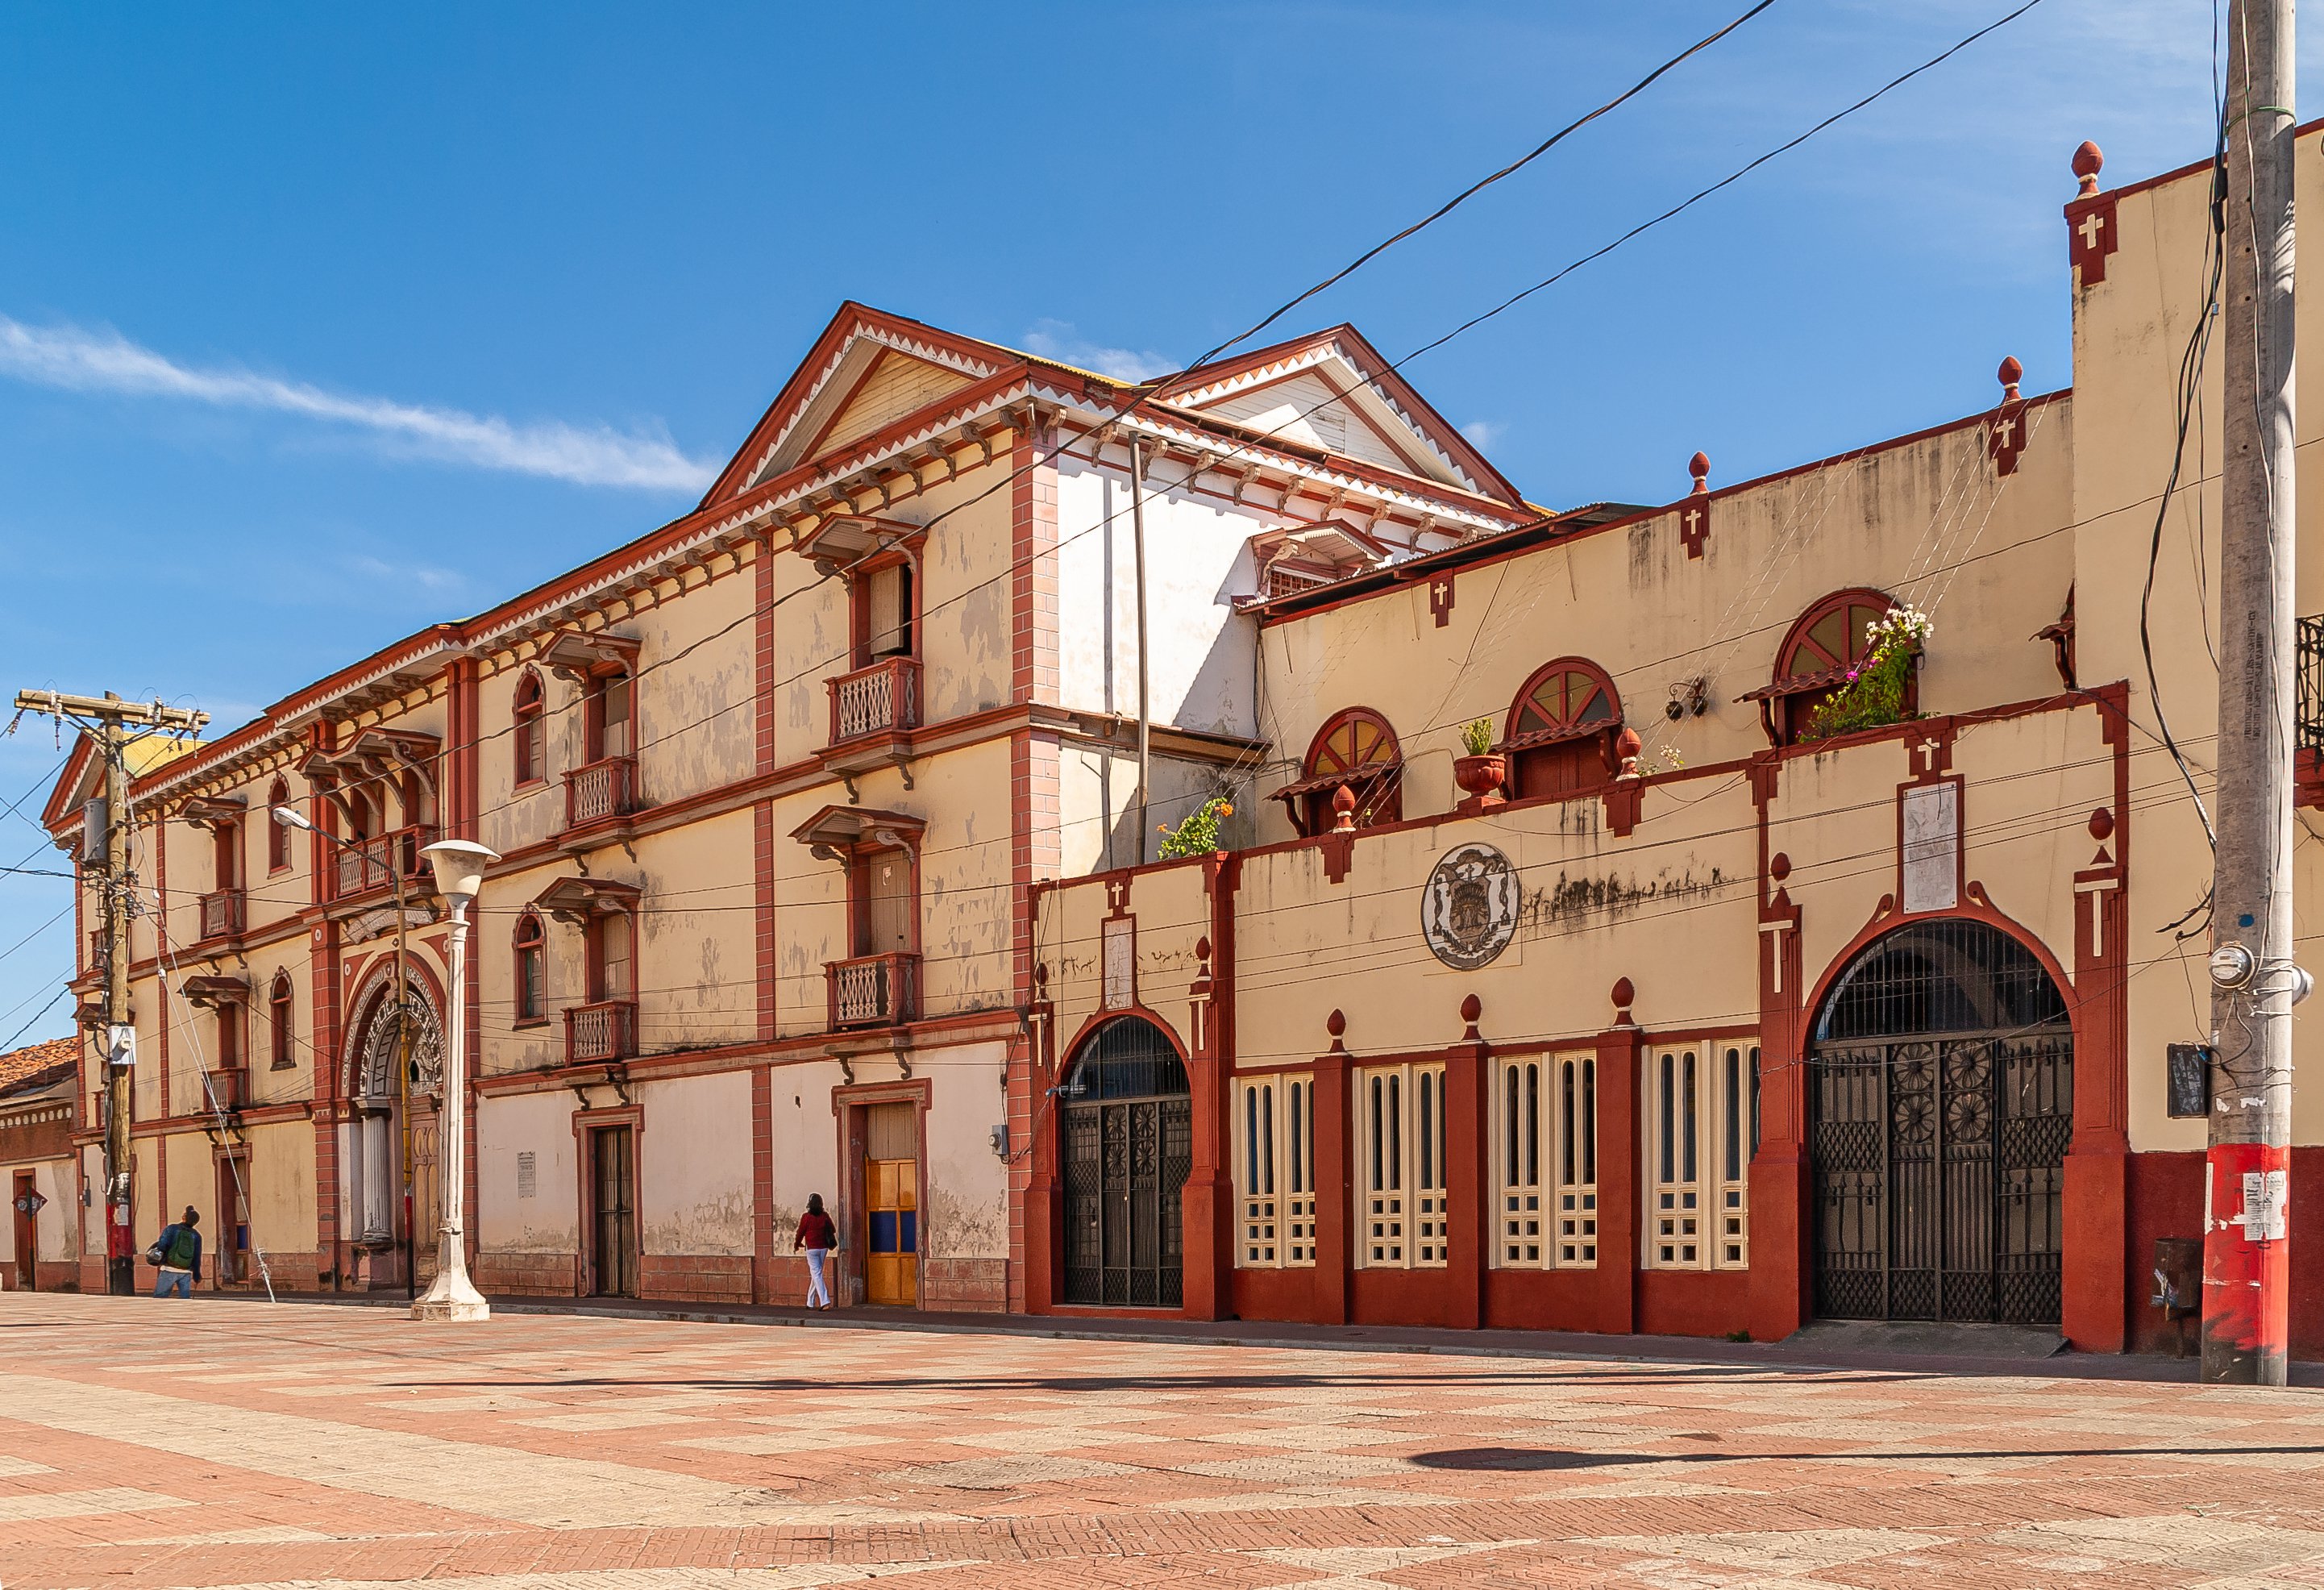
[863,1099,918,1305]
[592,1126,637,1297]
[11,1172,33,1290]
[215,1160,250,1285]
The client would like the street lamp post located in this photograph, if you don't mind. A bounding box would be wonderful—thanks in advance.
[415,839,498,1322]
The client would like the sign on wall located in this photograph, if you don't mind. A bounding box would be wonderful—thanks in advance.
[1421,843,1520,971]
[1900,781,1960,914]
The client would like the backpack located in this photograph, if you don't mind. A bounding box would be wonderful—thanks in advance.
[163,1226,198,1269]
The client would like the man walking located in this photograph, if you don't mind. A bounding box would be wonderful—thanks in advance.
[148,1207,202,1297]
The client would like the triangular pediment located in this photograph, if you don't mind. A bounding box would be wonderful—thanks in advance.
[1155,327,1523,506]
[698,305,1025,508]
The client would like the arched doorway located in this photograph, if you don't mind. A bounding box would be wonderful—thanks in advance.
[343,972,443,1281]
[1808,919,2072,1326]
[1059,1016,1191,1307]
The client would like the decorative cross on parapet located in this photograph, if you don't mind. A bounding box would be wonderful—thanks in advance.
[1428,571,1456,627]
[1989,357,2028,477]
[1679,452,1712,560]
[2064,140,2118,286]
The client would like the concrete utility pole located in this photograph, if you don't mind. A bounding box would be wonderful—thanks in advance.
[11,690,207,1297]
[2203,0,2300,1387]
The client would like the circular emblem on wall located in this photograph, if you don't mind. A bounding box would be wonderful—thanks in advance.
[1421,842,1520,970]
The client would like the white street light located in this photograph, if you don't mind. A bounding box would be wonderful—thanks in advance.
[413,837,500,1322]
[272,804,315,832]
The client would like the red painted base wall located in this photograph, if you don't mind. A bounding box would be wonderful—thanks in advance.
[2125,1147,2324,1360]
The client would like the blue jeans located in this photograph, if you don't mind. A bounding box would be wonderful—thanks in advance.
[153,1269,192,1298]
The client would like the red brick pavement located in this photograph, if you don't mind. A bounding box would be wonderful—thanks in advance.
[3,1292,2324,1588]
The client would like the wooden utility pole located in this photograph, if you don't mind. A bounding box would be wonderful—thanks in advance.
[11,690,206,1296]
[2203,0,2299,1387]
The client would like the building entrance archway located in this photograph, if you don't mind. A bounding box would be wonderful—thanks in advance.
[1807,919,2072,1326]
[343,971,443,1285]
[1059,1016,1191,1307]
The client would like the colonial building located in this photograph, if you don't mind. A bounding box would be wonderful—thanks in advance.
[38,125,2324,1355]
[1028,131,2324,1358]
[0,1036,78,1292]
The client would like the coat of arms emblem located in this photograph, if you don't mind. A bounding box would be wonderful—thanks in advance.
[1421,843,1519,970]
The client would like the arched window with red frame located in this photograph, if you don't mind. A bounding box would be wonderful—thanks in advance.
[1502,658,1622,799]
[268,970,295,1069]
[265,778,291,872]
[1274,708,1403,835]
[514,909,547,1024]
[513,670,547,786]
[1746,588,1903,746]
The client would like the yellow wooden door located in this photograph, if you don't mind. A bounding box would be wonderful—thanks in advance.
[865,1157,917,1305]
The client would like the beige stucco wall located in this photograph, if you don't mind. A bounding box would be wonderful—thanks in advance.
[765,1058,843,1240]
[0,1151,78,1264]
[922,1039,1009,1262]
[476,1089,580,1253]
[638,1071,753,1257]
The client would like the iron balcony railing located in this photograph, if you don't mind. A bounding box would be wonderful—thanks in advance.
[197,888,245,943]
[563,755,641,830]
[826,951,918,1030]
[564,999,638,1064]
[2299,614,2324,755]
[202,1067,247,1113]
[334,826,432,901]
[827,656,921,745]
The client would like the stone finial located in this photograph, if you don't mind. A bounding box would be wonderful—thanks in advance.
[1614,726,1643,780]
[2072,139,2104,197]
[1325,1008,1347,1053]
[1611,977,1636,1019]
[2089,808,2114,842]
[1998,356,2023,402]
[1689,452,1711,495]
[1331,783,1357,832]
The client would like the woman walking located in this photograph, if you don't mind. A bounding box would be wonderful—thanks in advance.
[794,1193,838,1310]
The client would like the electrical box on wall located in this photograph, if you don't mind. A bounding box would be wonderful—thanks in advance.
[2165,1043,2212,1118]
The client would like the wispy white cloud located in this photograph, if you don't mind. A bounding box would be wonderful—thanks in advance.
[1020,318,1178,383]
[349,553,465,593]
[0,315,715,491]
[1460,419,1506,450]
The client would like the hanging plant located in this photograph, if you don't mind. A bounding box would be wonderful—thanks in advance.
[1158,795,1234,860]
[1801,606,1931,743]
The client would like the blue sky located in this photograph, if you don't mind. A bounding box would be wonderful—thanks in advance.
[0,2,2252,1040]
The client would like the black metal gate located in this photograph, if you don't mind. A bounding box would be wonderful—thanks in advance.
[1061,1017,1191,1307]
[1808,922,2072,1326]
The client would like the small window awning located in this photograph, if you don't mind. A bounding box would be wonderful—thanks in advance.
[1266,767,1392,805]
[1739,663,1855,703]
[793,514,925,571]
[1496,720,1615,754]
[530,875,642,926]
[181,975,249,1009]
[299,727,441,785]
[789,804,925,857]
[538,628,641,682]
[178,795,246,830]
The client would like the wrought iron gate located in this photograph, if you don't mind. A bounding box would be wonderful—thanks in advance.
[1811,1030,2072,1324]
[1060,1017,1191,1307]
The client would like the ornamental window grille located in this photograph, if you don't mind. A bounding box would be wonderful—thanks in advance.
[1496,1054,1599,1269]
[1358,1063,1447,1268]
[1233,1073,1315,1267]
[1646,1041,1758,1270]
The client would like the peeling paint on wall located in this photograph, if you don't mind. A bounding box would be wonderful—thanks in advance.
[643,1188,752,1257]
[1527,864,1728,931]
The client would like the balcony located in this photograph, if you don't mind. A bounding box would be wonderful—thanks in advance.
[563,755,641,831]
[201,1068,247,1113]
[564,999,638,1064]
[2299,615,2324,808]
[333,826,432,902]
[827,656,922,746]
[197,888,245,943]
[826,951,919,1030]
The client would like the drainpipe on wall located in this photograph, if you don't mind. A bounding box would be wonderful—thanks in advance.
[1130,439,1153,865]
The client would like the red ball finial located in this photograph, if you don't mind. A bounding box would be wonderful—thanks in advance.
[1615,726,1643,760]
[1689,451,1711,494]
[2088,808,2114,842]
[1611,976,1635,1011]
[2072,139,2104,196]
[1330,782,1357,831]
[1998,356,2023,400]
[1326,1008,1347,1038]
[1459,993,1482,1024]
[1194,934,1212,963]
[1769,851,1791,883]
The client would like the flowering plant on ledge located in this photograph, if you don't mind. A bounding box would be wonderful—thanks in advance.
[1802,605,1932,743]
[1157,795,1234,860]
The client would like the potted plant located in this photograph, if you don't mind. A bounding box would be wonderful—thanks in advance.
[1801,606,1931,743]
[1452,718,1507,813]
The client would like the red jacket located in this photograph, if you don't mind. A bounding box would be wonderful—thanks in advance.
[796,1210,837,1251]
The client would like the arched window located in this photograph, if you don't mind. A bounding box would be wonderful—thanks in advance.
[514,910,547,1024]
[1745,589,1904,746]
[266,778,291,872]
[1502,658,1622,799]
[268,971,295,1069]
[1274,708,1403,835]
[513,671,547,785]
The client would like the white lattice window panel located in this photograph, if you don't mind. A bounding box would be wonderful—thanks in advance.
[1236,1072,1315,1268]
[1499,1059,1543,1266]
[1648,1040,1757,1271]
[1716,1043,1759,1268]
[1360,1063,1445,1270]
[1557,1054,1599,1267]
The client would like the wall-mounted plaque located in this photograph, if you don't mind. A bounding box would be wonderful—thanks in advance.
[1421,843,1520,971]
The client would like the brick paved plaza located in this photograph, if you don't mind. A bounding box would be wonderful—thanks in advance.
[6,1296,2324,1588]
